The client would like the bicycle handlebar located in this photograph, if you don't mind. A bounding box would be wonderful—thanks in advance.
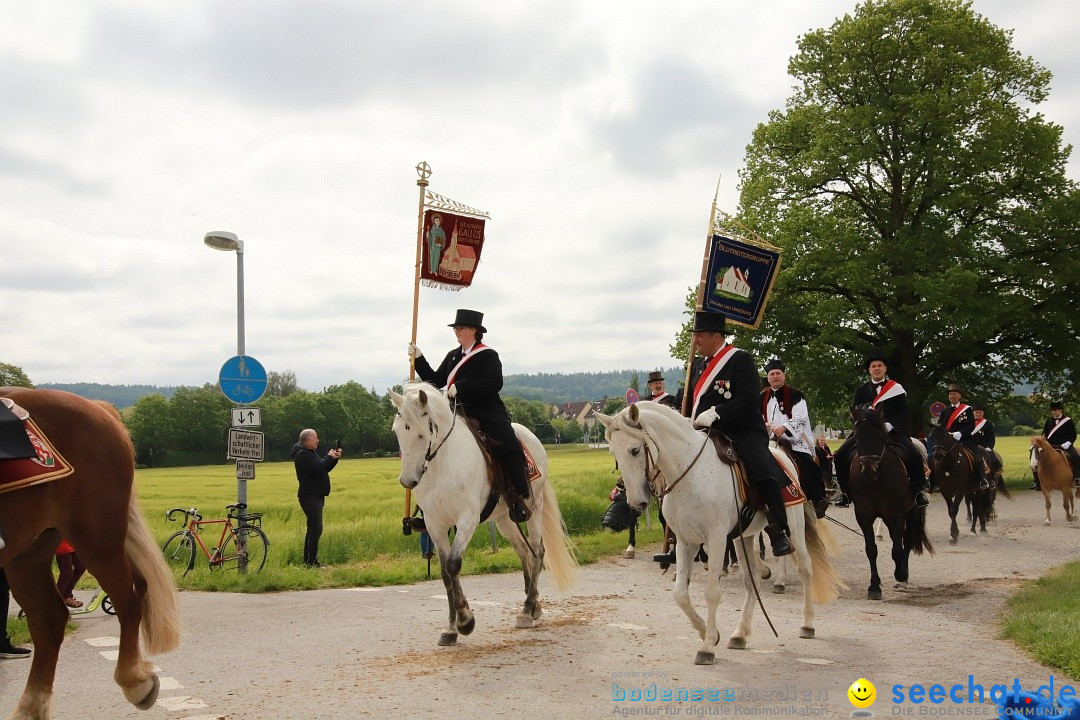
[165,507,202,524]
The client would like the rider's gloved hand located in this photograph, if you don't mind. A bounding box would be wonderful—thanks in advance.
[407,343,422,358]
[884,422,894,432]
[1063,441,1073,450]
[951,432,962,441]
[447,384,458,399]
[694,408,719,428]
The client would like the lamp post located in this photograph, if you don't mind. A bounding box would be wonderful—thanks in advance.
[204,230,250,568]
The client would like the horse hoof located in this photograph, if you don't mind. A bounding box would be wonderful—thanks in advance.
[515,615,534,629]
[694,651,716,665]
[799,626,815,639]
[727,636,747,650]
[772,584,786,594]
[949,537,958,545]
[132,674,160,710]
[457,615,476,636]
[868,588,882,601]
[624,547,635,559]
[438,632,458,646]
[1044,520,1052,526]
[721,566,729,576]
[531,604,543,620]
[759,566,772,580]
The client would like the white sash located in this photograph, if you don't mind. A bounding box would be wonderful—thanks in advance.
[649,392,671,404]
[944,403,971,431]
[973,419,987,435]
[1046,416,1072,441]
[870,379,905,408]
[446,344,492,388]
[690,344,738,418]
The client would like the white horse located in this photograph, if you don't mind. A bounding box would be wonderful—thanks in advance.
[390,383,577,646]
[597,402,845,665]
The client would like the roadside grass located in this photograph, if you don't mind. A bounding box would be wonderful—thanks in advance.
[1001,561,1080,680]
[138,444,661,592]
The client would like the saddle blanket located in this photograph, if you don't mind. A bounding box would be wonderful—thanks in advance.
[0,418,74,495]
[523,443,542,483]
[735,448,806,507]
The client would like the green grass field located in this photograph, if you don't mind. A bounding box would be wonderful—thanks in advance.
[138,444,659,592]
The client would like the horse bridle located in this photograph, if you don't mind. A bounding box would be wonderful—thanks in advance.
[632,423,711,499]
[852,415,886,473]
[414,401,459,481]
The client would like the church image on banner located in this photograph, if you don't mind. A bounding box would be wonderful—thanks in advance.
[718,266,752,300]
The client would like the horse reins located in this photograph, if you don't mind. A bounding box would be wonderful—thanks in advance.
[418,400,459,480]
[640,426,711,499]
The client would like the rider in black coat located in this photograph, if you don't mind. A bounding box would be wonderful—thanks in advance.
[935,384,987,490]
[1040,401,1080,488]
[410,309,531,522]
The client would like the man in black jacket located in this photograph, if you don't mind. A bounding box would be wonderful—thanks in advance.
[291,429,342,568]
[1041,401,1080,488]
[644,370,678,408]
[410,308,532,522]
[936,384,988,490]
[675,312,793,557]
[834,351,929,507]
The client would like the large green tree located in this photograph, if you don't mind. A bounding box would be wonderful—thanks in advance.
[735,0,1080,430]
[0,363,33,388]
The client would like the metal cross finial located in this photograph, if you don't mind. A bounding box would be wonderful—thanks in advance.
[416,161,432,183]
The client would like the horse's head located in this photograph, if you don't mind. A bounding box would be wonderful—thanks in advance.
[1030,435,1047,472]
[597,404,665,511]
[927,422,953,462]
[390,382,454,489]
[850,406,886,474]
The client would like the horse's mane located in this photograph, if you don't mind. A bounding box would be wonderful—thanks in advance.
[608,401,693,443]
[399,381,454,426]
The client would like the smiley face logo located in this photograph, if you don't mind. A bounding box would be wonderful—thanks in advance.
[847,678,876,709]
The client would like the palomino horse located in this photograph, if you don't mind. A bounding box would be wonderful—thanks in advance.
[390,383,577,646]
[847,408,933,600]
[927,425,994,543]
[1029,436,1078,525]
[0,388,180,720]
[597,402,844,665]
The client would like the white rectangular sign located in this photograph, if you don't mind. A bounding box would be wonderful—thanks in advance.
[232,407,261,427]
[235,459,256,480]
[227,428,265,461]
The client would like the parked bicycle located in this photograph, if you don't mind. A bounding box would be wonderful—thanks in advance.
[162,503,269,576]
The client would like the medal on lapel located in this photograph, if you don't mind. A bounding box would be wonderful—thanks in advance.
[715,380,732,400]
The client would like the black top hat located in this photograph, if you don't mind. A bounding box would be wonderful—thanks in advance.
[864,350,889,370]
[691,311,727,334]
[763,358,786,374]
[448,309,486,333]
[947,383,962,394]
[972,404,985,412]
[1050,401,1064,411]
[647,371,665,384]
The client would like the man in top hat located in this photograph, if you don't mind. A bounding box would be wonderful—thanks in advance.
[936,383,988,490]
[760,358,829,519]
[971,404,1002,480]
[644,370,677,409]
[675,312,793,557]
[408,309,533,522]
[834,350,930,507]
[1038,401,1080,489]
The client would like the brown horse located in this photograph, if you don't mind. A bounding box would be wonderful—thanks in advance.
[847,408,933,600]
[927,425,1000,543]
[1029,436,1078,525]
[0,388,180,720]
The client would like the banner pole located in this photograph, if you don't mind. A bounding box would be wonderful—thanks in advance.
[681,176,721,417]
[407,161,431,522]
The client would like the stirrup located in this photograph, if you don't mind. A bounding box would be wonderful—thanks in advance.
[915,491,930,508]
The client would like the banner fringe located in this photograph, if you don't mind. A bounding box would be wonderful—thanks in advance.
[422,278,465,291]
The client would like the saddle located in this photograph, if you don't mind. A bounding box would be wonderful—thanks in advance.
[707,430,739,465]
[456,409,540,522]
[0,399,75,495]
[0,398,35,461]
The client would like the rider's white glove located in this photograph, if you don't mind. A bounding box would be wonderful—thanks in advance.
[1063,441,1073,450]
[884,422,894,433]
[951,431,962,441]
[407,343,422,358]
[694,408,719,428]
[447,384,458,399]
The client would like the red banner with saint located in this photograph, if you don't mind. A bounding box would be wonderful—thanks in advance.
[420,210,486,290]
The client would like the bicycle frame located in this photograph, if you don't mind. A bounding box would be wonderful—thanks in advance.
[183,516,237,567]
[164,504,268,575]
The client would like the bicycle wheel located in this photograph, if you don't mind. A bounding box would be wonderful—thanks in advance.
[162,531,197,576]
[216,525,268,573]
[101,594,116,616]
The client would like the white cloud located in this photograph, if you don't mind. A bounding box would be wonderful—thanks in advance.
[1,0,1077,393]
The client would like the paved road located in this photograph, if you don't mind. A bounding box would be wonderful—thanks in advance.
[3,488,1079,720]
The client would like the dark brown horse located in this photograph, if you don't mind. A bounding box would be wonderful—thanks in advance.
[928,425,988,543]
[847,407,933,600]
[0,388,180,720]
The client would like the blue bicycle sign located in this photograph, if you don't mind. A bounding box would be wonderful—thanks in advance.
[218,356,268,404]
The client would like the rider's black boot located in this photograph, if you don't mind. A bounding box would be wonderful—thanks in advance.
[761,480,793,557]
[501,452,531,523]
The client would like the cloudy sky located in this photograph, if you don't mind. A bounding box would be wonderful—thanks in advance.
[3,0,1078,395]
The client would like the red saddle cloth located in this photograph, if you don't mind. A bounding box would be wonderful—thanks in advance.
[734,447,806,507]
[0,418,74,495]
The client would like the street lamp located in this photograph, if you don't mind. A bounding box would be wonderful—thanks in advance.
[204,230,250,568]
[203,231,245,356]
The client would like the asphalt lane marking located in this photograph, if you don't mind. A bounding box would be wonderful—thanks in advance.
[84,636,119,647]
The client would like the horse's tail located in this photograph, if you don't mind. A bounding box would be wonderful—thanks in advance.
[904,506,935,557]
[799,504,846,604]
[995,474,1012,501]
[539,476,578,590]
[126,494,181,655]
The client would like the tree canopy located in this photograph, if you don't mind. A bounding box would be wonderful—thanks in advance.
[733,0,1080,428]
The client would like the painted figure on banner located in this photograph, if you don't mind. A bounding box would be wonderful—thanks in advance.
[760,358,829,518]
[427,214,446,273]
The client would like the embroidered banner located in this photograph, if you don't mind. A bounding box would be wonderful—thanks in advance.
[420,210,486,290]
[702,234,782,330]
